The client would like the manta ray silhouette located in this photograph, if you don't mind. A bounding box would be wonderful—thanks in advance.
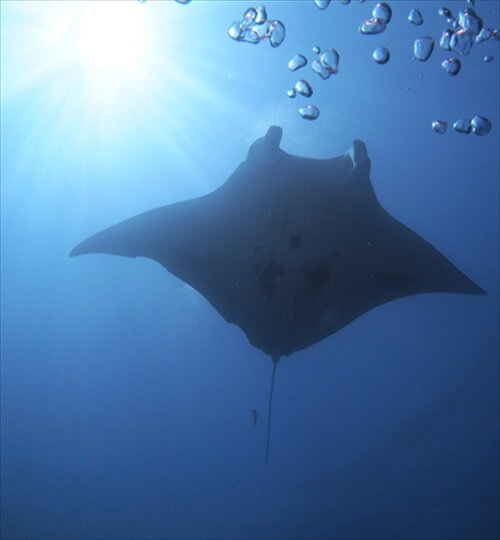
[71,126,485,463]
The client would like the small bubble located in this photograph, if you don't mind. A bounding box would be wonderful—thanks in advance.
[312,59,331,79]
[241,8,257,28]
[483,54,494,63]
[372,2,392,23]
[268,20,286,47]
[467,0,475,5]
[439,29,454,50]
[439,7,454,21]
[295,80,313,97]
[373,46,390,64]
[228,22,243,41]
[359,18,387,35]
[313,0,331,9]
[312,45,321,54]
[340,0,351,4]
[319,48,340,74]
[255,6,267,24]
[441,57,461,75]
[174,0,192,3]
[408,8,424,25]
[453,118,472,134]
[287,89,296,98]
[475,27,492,43]
[288,54,308,71]
[471,116,492,135]
[432,120,448,134]
[451,29,473,56]
[299,105,320,120]
[414,37,434,61]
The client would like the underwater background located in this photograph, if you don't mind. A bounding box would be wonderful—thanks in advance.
[1,1,499,538]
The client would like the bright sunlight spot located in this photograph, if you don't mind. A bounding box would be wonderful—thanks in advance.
[76,2,148,77]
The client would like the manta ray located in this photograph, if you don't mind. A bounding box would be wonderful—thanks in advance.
[71,126,485,462]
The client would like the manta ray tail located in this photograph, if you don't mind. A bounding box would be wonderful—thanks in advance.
[265,356,279,465]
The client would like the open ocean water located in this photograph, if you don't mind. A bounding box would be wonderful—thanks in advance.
[1,1,499,539]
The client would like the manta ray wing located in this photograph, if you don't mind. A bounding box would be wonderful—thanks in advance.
[70,126,485,358]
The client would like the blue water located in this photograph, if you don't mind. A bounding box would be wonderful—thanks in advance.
[1,1,499,538]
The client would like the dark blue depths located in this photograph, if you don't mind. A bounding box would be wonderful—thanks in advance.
[1,1,499,538]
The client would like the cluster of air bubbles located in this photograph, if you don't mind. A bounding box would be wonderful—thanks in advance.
[287,45,340,120]
[228,6,285,47]
[359,3,393,65]
[313,48,340,78]
[436,5,500,61]
[432,116,492,136]
[359,2,391,35]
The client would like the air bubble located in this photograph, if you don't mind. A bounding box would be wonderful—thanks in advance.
[372,2,392,23]
[287,89,296,98]
[408,8,423,25]
[240,29,261,44]
[174,0,192,3]
[312,59,331,79]
[295,80,313,97]
[313,0,331,9]
[299,105,320,120]
[441,57,461,75]
[439,7,454,23]
[475,27,492,43]
[483,54,494,63]
[255,6,267,24]
[359,18,387,35]
[450,29,473,55]
[453,118,472,134]
[289,54,308,71]
[439,29,454,50]
[241,8,257,28]
[471,116,492,135]
[432,120,448,134]
[312,46,321,54]
[227,7,283,47]
[228,22,243,41]
[414,37,434,61]
[458,8,483,37]
[252,20,270,39]
[373,46,390,64]
[268,20,286,47]
[319,48,340,74]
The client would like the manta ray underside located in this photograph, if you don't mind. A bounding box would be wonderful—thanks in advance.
[71,126,485,463]
[71,125,485,359]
